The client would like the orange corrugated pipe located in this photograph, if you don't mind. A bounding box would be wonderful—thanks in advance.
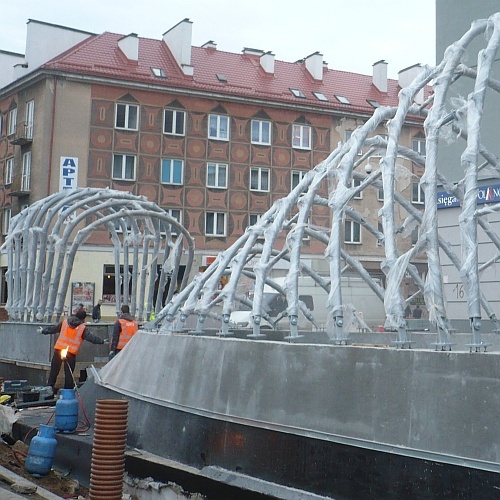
[89,399,129,500]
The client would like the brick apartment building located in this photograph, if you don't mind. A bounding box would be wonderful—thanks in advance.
[0,19,427,315]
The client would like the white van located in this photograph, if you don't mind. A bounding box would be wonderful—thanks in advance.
[230,275,386,331]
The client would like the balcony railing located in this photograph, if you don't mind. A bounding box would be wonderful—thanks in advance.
[8,121,33,146]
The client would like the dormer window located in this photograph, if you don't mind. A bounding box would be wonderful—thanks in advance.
[335,95,351,105]
[151,67,167,78]
[312,91,328,101]
[290,88,306,98]
[367,99,381,108]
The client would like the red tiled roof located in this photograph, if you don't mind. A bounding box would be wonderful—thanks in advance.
[42,32,423,116]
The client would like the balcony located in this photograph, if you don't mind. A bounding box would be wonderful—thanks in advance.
[7,175,31,198]
[8,121,33,146]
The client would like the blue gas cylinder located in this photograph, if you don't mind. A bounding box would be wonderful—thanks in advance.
[54,388,79,433]
[25,424,57,476]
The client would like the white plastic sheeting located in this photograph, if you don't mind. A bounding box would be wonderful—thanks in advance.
[1,188,194,322]
[153,13,500,347]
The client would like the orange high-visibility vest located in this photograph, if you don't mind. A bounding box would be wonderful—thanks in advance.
[54,320,86,355]
[117,319,138,350]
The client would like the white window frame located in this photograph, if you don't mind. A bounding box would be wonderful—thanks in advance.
[3,208,11,235]
[344,219,361,244]
[112,154,136,180]
[161,158,184,185]
[250,167,270,192]
[249,214,262,226]
[351,178,363,199]
[377,186,384,201]
[164,208,182,235]
[412,138,426,157]
[115,103,139,130]
[21,151,31,191]
[251,119,271,145]
[345,130,363,156]
[292,124,311,150]
[208,114,229,140]
[412,182,425,204]
[163,109,186,136]
[291,170,306,190]
[206,162,227,189]
[5,158,13,185]
[25,99,34,139]
[372,134,388,157]
[205,211,226,236]
[8,108,17,136]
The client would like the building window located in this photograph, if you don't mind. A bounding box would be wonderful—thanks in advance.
[249,214,262,226]
[345,130,362,155]
[290,88,306,98]
[161,158,184,185]
[164,109,185,136]
[292,124,311,149]
[208,114,229,140]
[412,138,426,157]
[8,108,17,136]
[312,91,328,101]
[377,222,384,246]
[5,158,13,185]
[102,264,133,303]
[292,170,306,190]
[112,154,136,180]
[250,167,270,192]
[115,103,138,130]
[378,186,384,201]
[206,212,226,236]
[352,178,363,199]
[344,219,361,244]
[164,208,182,235]
[412,182,425,204]
[2,208,11,235]
[206,162,227,188]
[21,152,31,191]
[411,226,419,245]
[152,67,167,78]
[25,99,34,139]
[251,119,271,145]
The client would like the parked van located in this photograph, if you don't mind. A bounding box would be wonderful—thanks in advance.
[230,275,386,331]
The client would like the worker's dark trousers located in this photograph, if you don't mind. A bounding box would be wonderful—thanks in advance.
[47,349,77,389]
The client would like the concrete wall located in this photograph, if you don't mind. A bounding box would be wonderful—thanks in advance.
[97,332,500,467]
[0,321,111,385]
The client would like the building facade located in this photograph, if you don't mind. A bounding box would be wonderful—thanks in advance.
[0,19,427,318]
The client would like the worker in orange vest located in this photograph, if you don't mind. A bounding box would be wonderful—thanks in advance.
[109,305,139,360]
[41,309,105,392]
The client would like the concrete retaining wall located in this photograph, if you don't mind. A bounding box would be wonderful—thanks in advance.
[97,332,500,468]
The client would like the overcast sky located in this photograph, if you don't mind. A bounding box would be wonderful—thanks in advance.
[1,0,436,79]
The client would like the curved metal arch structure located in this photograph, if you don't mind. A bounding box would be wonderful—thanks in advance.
[153,13,500,348]
[2,188,194,322]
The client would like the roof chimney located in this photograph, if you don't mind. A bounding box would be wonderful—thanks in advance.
[398,63,424,104]
[372,60,387,93]
[202,40,217,50]
[260,51,275,74]
[304,51,324,81]
[163,19,194,76]
[118,33,139,62]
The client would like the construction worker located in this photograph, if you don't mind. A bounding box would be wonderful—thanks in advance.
[41,309,105,392]
[109,305,139,360]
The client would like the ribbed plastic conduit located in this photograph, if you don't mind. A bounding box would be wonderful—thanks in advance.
[89,399,129,500]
